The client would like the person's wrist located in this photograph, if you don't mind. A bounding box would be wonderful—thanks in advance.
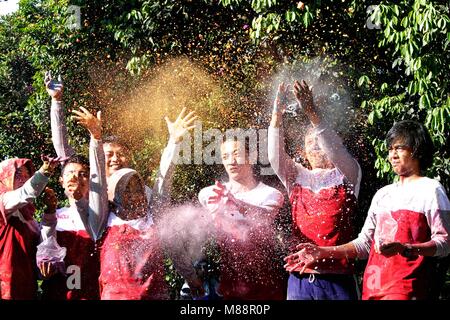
[305,109,320,126]
[401,243,416,258]
[39,166,52,177]
[270,114,282,128]
[91,132,101,140]
[169,136,181,144]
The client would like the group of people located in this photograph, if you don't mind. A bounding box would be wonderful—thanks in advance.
[0,73,449,300]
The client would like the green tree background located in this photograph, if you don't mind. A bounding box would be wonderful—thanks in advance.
[1,0,449,299]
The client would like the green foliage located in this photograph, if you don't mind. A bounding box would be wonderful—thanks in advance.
[1,0,449,299]
[220,0,449,190]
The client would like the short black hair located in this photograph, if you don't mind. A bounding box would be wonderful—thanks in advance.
[103,135,130,151]
[61,154,89,176]
[386,120,435,171]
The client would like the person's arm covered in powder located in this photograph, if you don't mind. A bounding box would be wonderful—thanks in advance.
[268,83,302,196]
[151,107,197,223]
[71,108,109,241]
[45,72,76,159]
[293,80,361,193]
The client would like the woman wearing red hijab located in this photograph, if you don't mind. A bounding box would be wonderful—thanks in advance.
[0,157,58,299]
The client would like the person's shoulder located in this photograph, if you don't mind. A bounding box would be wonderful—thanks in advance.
[419,177,445,190]
[419,177,450,202]
[373,183,396,198]
[256,182,282,194]
[253,182,284,203]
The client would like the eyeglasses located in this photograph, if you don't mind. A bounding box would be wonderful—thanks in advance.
[62,170,89,179]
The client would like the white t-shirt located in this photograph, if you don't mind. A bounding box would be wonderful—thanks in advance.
[198,181,284,220]
[353,177,450,258]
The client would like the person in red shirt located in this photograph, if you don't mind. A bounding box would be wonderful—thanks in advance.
[269,80,362,300]
[0,156,59,299]
[95,108,197,299]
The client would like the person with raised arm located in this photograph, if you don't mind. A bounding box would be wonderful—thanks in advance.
[90,108,196,300]
[39,107,107,300]
[268,80,362,300]
[45,72,153,217]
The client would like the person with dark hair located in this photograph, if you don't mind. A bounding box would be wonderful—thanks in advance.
[0,156,59,299]
[39,104,108,300]
[385,120,434,171]
[102,135,131,177]
[287,119,450,300]
[197,137,285,300]
[268,80,362,300]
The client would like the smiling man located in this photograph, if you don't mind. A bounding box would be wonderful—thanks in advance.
[102,136,130,177]
[44,73,156,215]
[39,143,107,299]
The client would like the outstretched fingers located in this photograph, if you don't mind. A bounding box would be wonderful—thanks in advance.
[183,115,198,127]
[44,71,51,85]
[71,107,94,121]
[78,106,94,117]
[176,107,187,123]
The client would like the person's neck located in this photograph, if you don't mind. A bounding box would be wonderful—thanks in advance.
[228,175,258,193]
[69,195,87,206]
[69,197,78,207]
[398,172,422,185]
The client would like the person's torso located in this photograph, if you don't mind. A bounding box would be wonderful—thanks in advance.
[98,213,167,300]
[363,179,440,300]
[289,167,358,274]
[42,206,100,300]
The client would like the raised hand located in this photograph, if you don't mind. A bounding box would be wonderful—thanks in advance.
[165,107,197,144]
[293,80,320,125]
[71,107,102,139]
[44,71,64,101]
[273,82,289,113]
[39,155,69,177]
